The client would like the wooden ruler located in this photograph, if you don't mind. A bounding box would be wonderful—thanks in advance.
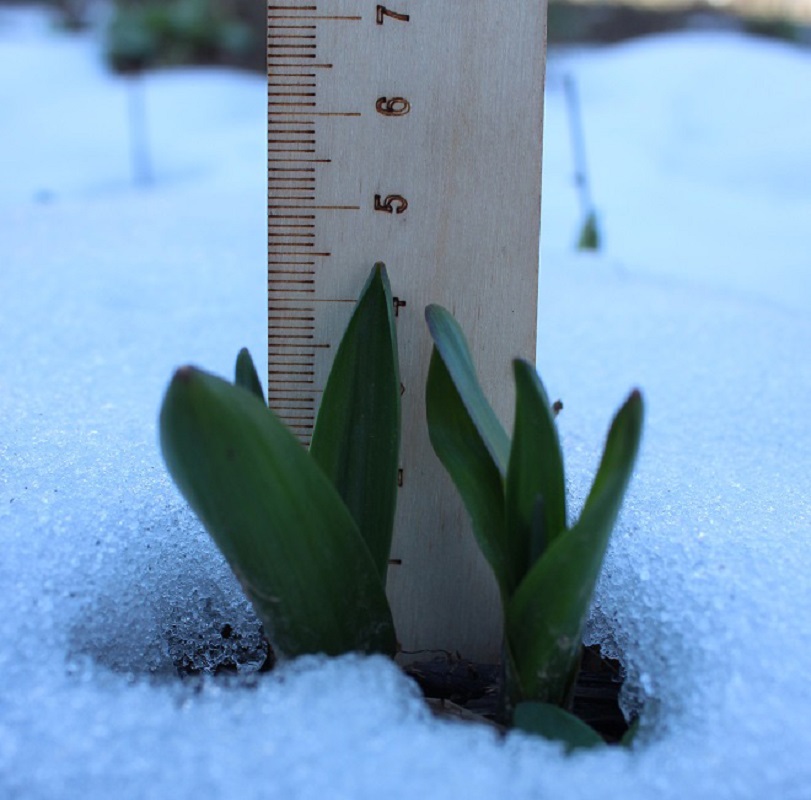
[268,0,546,662]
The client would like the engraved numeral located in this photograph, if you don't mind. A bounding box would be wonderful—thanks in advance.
[375,194,408,214]
[376,96,411,116]
[376,5,410,24]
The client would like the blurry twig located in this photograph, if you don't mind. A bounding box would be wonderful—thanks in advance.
[563,73,601,251]
[126,73,153,186]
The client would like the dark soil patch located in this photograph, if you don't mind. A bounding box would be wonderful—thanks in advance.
[404,644,629,742]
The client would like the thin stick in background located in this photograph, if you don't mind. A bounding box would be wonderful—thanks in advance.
[563,73,600,250]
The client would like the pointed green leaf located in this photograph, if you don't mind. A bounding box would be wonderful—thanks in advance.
[505,360,567,582]
[513,702,605,752]
[621,717,640,748]
[506,391,643,703]
[528,495,548,569]
[235,347,264,403]
[425,305,510,473]
[426,347,513,597]
[160,367,396,658]
[578,390,644,530]
[577,210,601,251]
[309,263,401,579]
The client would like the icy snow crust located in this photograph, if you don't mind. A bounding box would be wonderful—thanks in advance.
[2,7,810,798]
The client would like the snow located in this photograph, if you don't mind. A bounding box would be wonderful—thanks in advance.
[2,5,810,798]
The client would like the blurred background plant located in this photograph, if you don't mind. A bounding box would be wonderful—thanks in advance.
[49,0,94,29]
[103,0,260,73]
[547,0,811,46]
[4,0,805,67]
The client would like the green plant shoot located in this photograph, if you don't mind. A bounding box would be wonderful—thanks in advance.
[159,264,400,658]
[424,304,643,744]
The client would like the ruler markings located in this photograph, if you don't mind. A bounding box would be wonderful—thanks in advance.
[269,16,361,21]
[269,64,331,69]
[269,112,357,117]
[269,205,358,211]
[268,251,325,256]
[268,6,368,447]
[268,342,331,350]
[269,0,546,659]
[267,396,320,401]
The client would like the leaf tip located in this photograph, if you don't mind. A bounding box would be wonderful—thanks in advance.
[174,365,197,384]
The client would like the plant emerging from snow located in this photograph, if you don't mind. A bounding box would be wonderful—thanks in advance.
[159,263,643,750]
[424,305,643,745]
[160,264,400,657]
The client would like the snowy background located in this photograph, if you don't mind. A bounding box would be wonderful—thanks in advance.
[2,5,810,798]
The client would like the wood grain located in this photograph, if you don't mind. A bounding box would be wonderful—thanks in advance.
[268,0,547,661]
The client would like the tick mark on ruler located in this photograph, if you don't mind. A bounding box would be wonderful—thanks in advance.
[269,16,361,21]
[270,252,331,258]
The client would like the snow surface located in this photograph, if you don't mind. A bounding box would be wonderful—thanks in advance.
[2,6,810,798]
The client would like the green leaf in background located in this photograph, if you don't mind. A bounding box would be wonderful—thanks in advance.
[528,495,548,571]
[513,701,605,752]
[505,360,567,583]
[424,304,515,594]
[506,390,643,703]
[159,367,396,658]
[426,347,513,596]
[234,347,264,402]
[577,210,601,251]
[425,305,510,473]
[309,263,401,580]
